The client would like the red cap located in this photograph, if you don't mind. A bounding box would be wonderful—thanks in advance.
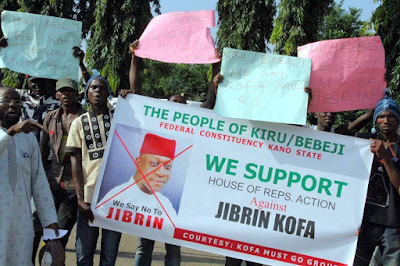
[140,133,176,159]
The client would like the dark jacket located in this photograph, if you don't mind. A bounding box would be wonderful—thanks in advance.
[40,104,86,190]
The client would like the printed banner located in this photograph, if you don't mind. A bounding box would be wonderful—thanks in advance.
[135,10,219,64]
[214,48,312,125]
[0,11,82,80]
[92,95,373,266]
[298,36,386,112]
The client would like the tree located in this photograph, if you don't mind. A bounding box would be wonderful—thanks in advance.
[271,0,332,56]
[85,0,160,94]
[318,1,364,40]
[141,60,209,100]
[216,0,276,52]
[371,0,400,95]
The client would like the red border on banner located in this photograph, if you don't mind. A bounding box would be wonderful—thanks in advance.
[174,228,347,266]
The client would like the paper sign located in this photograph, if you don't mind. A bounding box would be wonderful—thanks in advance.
[298,36,386,112]
[214,48,312,125]
[135,10,219,64]
[91,95,373,266]
[42,229,68,241]
[0,11,82,80]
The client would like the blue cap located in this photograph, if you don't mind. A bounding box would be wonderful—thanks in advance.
[85,74,112,101]
[373,88,400,126]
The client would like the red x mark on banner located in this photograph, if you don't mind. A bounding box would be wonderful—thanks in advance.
[95,129,193,228]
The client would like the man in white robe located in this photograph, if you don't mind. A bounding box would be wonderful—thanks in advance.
[0,85,58,266]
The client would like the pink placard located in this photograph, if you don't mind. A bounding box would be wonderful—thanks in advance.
[135,10,219,64]
[298,36,386,112]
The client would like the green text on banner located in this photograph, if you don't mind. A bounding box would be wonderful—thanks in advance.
[91,95,372,266]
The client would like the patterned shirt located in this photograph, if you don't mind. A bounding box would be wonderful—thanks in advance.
[66,110,112,203]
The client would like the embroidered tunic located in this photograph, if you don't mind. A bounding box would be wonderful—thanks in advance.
[66,111,112,203]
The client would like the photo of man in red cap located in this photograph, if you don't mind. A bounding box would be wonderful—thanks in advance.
[94,123,194,266]
[133,133,177,196]
[97,131,182,229]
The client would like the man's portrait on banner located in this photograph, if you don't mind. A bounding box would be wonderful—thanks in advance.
[97,124,193,215]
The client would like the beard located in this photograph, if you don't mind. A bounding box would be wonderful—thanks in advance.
[4,116,19,125]
[1,112,20,126]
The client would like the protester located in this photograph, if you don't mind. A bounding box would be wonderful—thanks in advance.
[0,85,59,266]
[123,40,193,265]
[40,77,86,249]
[73,46,91,84]
[18,74,62,263]
[168,94,187,104]
[353,90,400,266]
[209,72,252,266]
[200,50,222,109]
[129,40,143,94]
[66,75,122,265]
[19,74,62,263]
[0,40,63,262]
[306,110,374,135]
[132,133,181,266]
[206,71,263,266]
[21,77,59,138]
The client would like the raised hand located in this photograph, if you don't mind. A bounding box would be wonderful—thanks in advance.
[129,40,140,55]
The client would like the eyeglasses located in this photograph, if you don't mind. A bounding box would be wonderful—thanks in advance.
[0,99,24,106]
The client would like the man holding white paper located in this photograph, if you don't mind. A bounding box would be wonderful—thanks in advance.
[0,85,59,266]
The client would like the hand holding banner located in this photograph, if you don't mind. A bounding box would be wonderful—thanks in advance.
[135,10,219,64]
[0,11,82,80]
[298,36,386,112]
[214,48,312,125]
[91,94,373,266]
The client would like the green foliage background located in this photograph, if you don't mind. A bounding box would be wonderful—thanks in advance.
[0,0,399,123]
[216,0,276,52]
[271,0,333,56]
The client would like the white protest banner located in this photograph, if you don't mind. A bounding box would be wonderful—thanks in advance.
[0,11,82,80]
[298,36,386,112]
[135,10,219,64]
[214,48,312,125]
[92,95,372,266]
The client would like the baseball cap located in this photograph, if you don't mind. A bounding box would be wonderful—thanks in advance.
[56,77,78,91]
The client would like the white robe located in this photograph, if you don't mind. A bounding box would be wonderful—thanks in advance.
[0,128,57,266]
